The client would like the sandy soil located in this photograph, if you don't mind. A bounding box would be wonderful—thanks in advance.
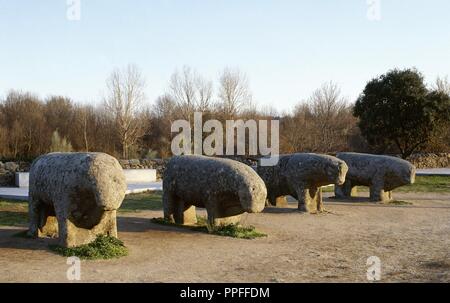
[0,192,449,283]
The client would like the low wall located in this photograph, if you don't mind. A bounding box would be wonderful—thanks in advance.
[1,153,449,187]
[0,162,30,187]
[406,153,450,169]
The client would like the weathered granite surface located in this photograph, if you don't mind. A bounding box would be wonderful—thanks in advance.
[257,153,348,213]
[28,152,126,247]
[335,152,416,202]
[163,155,267,227]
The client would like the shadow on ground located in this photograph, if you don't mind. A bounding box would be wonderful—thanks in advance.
[0,215,205,252]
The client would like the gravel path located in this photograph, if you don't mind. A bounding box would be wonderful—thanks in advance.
[0,192,449,282]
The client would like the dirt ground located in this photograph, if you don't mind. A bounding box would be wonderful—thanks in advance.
[0,192,449,283]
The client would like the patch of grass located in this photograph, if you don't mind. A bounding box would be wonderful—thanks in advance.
[322,186,335,193]
[0,199,28,210]
[385,200,413,206]
[151,216,267,239]
[119,191,163,213]
[195,215,208,226]
[49,235,128,260]
[396,176,450,193]
[0,199,28,226]
[211,224,267,239]
[323,176,450,194]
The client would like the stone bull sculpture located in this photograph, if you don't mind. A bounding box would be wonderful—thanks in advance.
[163,155,267,227]
[257,153,348,213]
[335,152,416,202]
[28,153,127,247]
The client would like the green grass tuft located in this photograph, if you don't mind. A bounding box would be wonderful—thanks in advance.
[385,200,413,206]
[119,191,163,212]
[151,216,267,239]
[49,235,128,260]
[396,176,450,193]
[323,176,450,194]
[0,199,28,226]
[210,224,267,239]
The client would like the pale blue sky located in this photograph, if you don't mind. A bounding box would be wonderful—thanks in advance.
[0,0,449,111]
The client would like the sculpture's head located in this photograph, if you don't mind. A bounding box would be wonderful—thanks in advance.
[238,172,268,214]
[89,153,127,211]
[304,154,348,187]
[385,161,416,190]
[327,158,348,186]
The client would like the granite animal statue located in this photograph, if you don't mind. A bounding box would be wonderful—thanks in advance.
[163,155,267,227]
[257,153,348,213]
[28,153,127,247]
[334,152,416,202]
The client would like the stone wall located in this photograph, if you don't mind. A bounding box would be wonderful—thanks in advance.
[406,153,450,169]
[0,161,31,186]
[1,153,449,186]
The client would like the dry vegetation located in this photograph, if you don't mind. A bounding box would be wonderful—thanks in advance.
[2,66,448,161]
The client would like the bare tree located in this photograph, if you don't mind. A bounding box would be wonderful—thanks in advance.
[195,76,213,112]
[308,82,351,152]
[72,105,95,152]
[168,66,213,119]
[104,64,146,159]
[433,76,450,95]
[154,94,177,121]
[217,67,252,119]
[44,96,74,139]
[281,82,356,153]
[0,90,48,158]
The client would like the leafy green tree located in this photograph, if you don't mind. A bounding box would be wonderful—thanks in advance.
[354,68,450,158]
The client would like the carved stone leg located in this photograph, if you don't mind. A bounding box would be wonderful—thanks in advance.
[370,185,392,202]
[61,210,119,248]
[316,188,324,212]
[266,194,288,207]
[163,191,196,225]
[57,215,70,247]
[386,191,393,201]
[99,210,118,238]
[171,202,197,225]
[297,186,308,212]
[213,214,242,227]
[39,214,58,238]
[205,203,217,229]
[179,205,197,225]
[27,196,40,238]
[297,185,321,213]
[28,197,59,238]
[274,196,289,207]
[205,200,242,229]
[351,186,358,197]
[163,190,176,222]
[335,180,357,198]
